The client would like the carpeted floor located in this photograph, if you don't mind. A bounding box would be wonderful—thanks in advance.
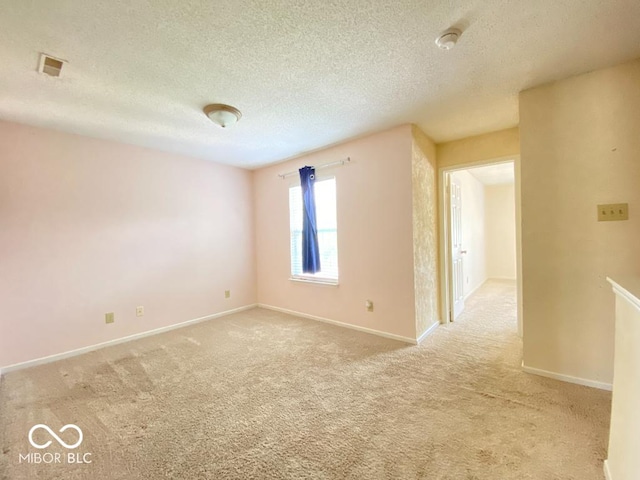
[0,280,611,479]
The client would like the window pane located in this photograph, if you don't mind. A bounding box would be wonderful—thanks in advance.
[289,178,338,280]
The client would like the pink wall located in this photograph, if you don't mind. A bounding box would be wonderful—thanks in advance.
[254,125,418,339]
[0,121,256,367]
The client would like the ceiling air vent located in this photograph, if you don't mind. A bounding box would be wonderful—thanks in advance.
[38,54,65,77]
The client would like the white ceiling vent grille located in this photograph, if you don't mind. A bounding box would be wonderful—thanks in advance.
[38,54,65,77]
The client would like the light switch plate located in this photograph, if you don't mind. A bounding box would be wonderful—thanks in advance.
[597,203,629,221]
[105,312,115,324]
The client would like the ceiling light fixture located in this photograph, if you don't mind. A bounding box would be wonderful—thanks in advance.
[435,28,462,50]
[203,104,242,128]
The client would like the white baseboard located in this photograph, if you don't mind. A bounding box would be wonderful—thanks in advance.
[521,363,612,391]
[258,304,418,344]
[0,304,257,375]
[464,279,487,300]
[417,321,440,344]
[463,278,516,301]
[603,459,612,480]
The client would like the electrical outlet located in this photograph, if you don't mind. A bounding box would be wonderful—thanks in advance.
[224,290,231,299]
[597,203,629,221]
[105,312,114,324]
[136,306,144,317]
[366,300,374,312]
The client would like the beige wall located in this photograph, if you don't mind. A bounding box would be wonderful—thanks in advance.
[520,58,640,384]
[254,125,420,340]
[411,126,440,336]
[485,184,516,280]
[451,171,487,297]
[0,121,256,367]
[437,127,520,169]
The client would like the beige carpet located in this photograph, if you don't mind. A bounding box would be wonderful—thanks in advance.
[1,280,611,479]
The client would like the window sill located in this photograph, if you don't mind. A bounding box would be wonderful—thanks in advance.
[289,276,339,286]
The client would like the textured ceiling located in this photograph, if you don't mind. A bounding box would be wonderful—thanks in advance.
[468,162,514,186]
[1,1,639,168]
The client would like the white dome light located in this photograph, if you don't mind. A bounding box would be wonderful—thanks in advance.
[203,104,242,128]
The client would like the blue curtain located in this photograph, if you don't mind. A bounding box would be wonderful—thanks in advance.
[299,166,321,274]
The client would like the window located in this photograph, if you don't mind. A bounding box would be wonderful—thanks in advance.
[289,177,338,282]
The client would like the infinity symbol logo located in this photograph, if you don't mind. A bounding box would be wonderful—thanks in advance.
[28,424,83,449]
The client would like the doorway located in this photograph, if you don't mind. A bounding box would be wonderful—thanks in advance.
[439,158,522,336]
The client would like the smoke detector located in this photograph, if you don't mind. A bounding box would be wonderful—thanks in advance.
[38,53,66,77]
[435,28,462,50]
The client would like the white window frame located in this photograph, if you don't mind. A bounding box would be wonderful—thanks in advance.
[288,175,339,286]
